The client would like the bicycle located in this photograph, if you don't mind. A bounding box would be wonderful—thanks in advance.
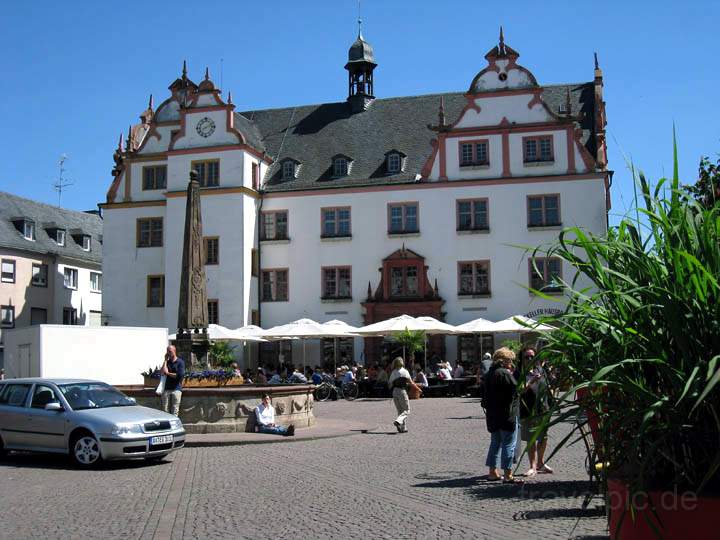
[315,380,359,401]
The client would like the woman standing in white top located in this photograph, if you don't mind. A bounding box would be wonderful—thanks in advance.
[388,357,412,433]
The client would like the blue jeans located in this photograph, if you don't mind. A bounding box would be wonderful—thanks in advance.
[258,425,288,435]
[485,427,518,470]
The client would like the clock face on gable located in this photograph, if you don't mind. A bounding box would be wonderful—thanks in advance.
[196,117,216,138]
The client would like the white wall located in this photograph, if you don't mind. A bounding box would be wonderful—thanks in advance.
[4,325,167,385]
[260,177,607,363]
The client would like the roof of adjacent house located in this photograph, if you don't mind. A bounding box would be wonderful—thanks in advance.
[240,83,597,193]
[0,191,103,264]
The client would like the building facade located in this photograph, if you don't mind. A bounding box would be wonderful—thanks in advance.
[0,192,103,364]
[101,31,609,366]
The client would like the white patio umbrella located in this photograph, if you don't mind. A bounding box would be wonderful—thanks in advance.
[168,324,266,342]
[453,317,496,365]
[321,319,361,373]
[357,315,455,368]
[260,318,330,371]
[414,316,461,370]
[490,315,555,333]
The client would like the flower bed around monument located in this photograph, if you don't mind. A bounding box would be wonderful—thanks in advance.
[142,367,244,388]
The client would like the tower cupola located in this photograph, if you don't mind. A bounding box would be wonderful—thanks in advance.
[345,22,377,113]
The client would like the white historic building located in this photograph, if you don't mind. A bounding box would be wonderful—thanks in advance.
[101,30,609,367]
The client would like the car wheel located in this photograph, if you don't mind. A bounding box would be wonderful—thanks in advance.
[0,436,6,457]
[70,433,102,467]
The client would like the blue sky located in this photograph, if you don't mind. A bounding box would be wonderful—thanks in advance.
[1,0,717,225]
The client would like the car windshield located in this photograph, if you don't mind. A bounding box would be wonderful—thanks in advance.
[58,383,135,411]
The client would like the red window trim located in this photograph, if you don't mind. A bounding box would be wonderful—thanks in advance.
[528,257,563,295]
[261,268,289,302]
[522,135,554,163]
[387,201,420,234]
[457,260,491,296]
[456,198,490,231]
[458,138,490,167]
[260,210,289,240]
[321,265,352,299]
[526,194,562,227]
[320,206,352,238]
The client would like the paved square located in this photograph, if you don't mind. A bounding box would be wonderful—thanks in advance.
[0,398,607,539]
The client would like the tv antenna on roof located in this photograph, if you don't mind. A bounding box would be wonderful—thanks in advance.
[53,154,73,207]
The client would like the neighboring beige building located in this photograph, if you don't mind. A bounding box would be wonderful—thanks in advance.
[0,191,103,366]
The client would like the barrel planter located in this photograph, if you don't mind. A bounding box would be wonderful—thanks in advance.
[607,479,718,539]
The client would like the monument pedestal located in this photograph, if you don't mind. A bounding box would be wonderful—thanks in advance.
[175,331,210,371]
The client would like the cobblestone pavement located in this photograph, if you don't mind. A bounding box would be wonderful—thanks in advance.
[0,398,607,539]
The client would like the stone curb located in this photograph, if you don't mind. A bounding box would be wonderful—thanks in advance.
[183,419,379,448]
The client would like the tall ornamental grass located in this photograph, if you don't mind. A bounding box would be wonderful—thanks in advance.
[534,151,720,495]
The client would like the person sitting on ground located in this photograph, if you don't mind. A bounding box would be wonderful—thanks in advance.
[453,361,465,378]
[256,367,267,385]
[255,393,295,436]
[413,364,429,388]
[288,366,308,384]
[438,361,453,381]
[311,366,323,385]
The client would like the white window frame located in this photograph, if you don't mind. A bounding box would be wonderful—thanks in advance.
[81,235,91,251]
[281,161,295,181]
[387,153,402,174]
[90,271,102,293]
[56,229,66,246]
[333,157,348,177]
[23,220,35,241]
[1,305,15,328]
[63,267,78,290]
[1,259,15,283]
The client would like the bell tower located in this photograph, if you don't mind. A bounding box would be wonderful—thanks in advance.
[345,20,377,113]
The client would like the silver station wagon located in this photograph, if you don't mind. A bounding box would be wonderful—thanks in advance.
[0,378,185,467]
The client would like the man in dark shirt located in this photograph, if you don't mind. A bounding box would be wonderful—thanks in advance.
[161,345,185,416]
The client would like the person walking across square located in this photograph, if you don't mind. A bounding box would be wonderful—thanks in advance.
[388,357,412,433]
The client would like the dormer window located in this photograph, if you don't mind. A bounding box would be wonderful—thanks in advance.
[332,156,349,178]
[23,220,35,241]
[385,150,406,175]
[281,160,296,181]
[56,229,66,246]
[387,154,401,174]
[70,229,91,251]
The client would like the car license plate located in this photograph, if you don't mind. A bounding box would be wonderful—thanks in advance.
[150,435,173,445]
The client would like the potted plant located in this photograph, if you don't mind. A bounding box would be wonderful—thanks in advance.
[394,329,426,366]
[533,151,720,539]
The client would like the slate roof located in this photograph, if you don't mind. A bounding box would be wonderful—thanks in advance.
[241,82,597,193]
[0,191,103,264]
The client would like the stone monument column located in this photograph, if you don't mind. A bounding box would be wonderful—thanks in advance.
[176,170,210,369]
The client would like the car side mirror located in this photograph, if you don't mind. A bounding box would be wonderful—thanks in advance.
[44,401,64,412]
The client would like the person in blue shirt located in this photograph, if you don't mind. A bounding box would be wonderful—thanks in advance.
[311,366,324,385]
[161,345,185,416]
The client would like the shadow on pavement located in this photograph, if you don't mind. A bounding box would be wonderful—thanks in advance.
[362,430,399,436]
[445,416,483,420]
[514,507,606,520]
[0,451,173,471]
